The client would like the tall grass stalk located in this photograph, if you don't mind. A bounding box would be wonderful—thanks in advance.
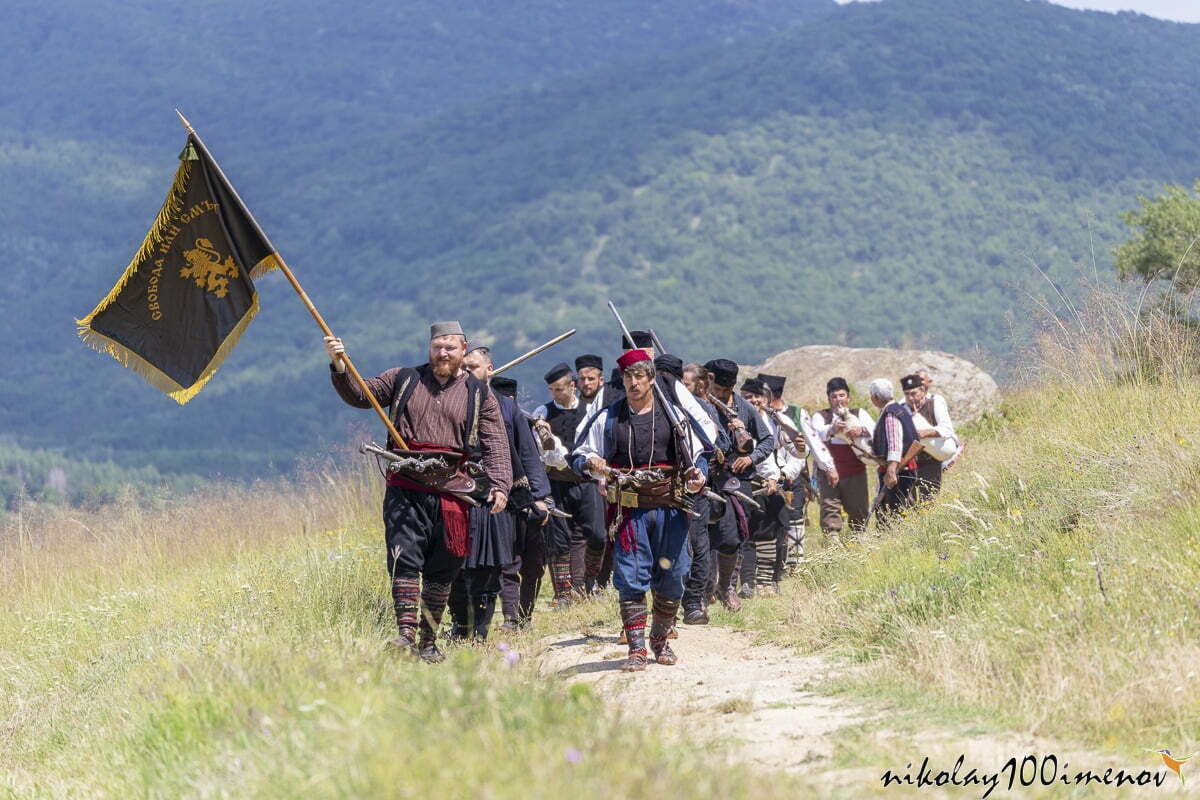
[739,286,1200,750]
[1,453,802,798]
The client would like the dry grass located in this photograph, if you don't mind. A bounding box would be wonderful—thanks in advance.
[722,289,1200,752]
[0,456,807,798]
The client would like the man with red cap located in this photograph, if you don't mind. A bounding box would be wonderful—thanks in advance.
[572,349,707,671]
[324,322,512,662]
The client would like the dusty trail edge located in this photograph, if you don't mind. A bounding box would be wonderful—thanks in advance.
[536,625,1158,794]
[538,623,875,784]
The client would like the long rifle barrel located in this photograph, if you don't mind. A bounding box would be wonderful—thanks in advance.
[491,329,577,376]
[607,301,697,469]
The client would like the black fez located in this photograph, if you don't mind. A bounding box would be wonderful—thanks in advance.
[574,354,603,372]
[621,330,655,349]
[543,362,572,384]
[826,376,850,395]
[757,373,786,398]
[900,373,923,391]
[491,377,518,398]
[740,377,768,396]
[704,358,739,387]
[654,354,684,380]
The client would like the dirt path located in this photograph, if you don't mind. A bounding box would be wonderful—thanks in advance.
[537,623,873,775]
[536,625,1177,796]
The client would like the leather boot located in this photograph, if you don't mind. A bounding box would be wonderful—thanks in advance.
[549,553,574,607]
[417,579,452,663]
[618,596,648,671]
[389,575,420,655]
[584,546,605,595]
[715,551,742,613]
[649,593,680,665]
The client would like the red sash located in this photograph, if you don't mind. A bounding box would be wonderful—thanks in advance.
[386,441,471,557]
[605,461,674,553]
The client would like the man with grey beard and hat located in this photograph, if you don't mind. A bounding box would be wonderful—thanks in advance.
[324,322,511,663]
[904,371,958,499]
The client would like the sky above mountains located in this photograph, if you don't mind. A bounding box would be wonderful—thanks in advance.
[1050,0,1200,21]
[837,0,1200,22]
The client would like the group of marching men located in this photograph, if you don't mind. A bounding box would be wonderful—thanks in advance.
[324,322,959,670]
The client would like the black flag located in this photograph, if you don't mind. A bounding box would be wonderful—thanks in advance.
[76,134,279,403]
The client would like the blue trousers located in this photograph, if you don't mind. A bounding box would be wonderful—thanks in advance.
[611,506,692,601]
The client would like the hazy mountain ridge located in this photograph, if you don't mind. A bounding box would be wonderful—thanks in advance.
[3,0,1199,482]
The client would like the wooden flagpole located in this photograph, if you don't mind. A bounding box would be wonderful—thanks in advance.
[175,110,409,450]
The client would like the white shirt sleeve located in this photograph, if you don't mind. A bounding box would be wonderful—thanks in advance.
[799,408,835,473]
[811,410,834,442]
[755,411,780,479]
[781,452,807,481]
[530,403,568,466]
[571,408,608,478]
[673,380,719,446]
[932,394,956,440]
[756,457,780,480]
[542,441,569,469]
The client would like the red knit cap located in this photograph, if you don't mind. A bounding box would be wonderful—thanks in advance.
[616,349,652,371]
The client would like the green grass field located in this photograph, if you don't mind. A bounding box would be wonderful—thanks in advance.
[722,293,1200,758]
[1,464,808,798]
[4,293,1198,797]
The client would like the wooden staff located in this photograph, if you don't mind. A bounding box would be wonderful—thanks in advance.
[175,110,408,450]
[490,329,577,376]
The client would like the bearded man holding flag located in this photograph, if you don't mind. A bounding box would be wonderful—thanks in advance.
[325,326,511,662]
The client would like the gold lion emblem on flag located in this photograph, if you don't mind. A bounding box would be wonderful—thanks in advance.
[180,238,239,298]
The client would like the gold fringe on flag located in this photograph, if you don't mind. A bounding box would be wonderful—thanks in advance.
[75,158,193,333]
[249,252,282,280]
[74,153,272,404]
[76,292,261,405]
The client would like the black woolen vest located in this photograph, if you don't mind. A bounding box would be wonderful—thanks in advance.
[544,400,589,450]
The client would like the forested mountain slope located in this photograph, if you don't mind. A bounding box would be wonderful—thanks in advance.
[3,0,1197,479]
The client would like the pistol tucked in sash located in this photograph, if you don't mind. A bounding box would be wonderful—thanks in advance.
[360,442,484,503]
[604,465,684,510]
